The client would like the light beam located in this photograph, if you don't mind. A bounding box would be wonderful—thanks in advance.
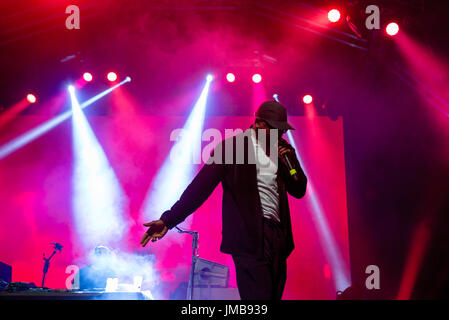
[70,86,129,249]
[275,94,351,291]
[141,75,212,226]
[0,78,130,160]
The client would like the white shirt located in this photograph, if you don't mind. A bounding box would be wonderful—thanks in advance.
[250,129,281,223]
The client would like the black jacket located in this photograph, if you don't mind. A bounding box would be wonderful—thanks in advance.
[160,129,307,258]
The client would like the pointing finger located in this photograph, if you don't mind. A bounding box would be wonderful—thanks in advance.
[142,236,151,247]
[140,233,149,245]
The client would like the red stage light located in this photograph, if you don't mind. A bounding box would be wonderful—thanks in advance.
[303,94,313,104]
[386,22,399,36]
[226,73,236,83]
[83,72,93,82]
[252,74,262,83]
[328,9,341,23]
[27,93,36,104]
[107,72,118,82]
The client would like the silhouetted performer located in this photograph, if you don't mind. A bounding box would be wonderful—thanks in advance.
[141,100,307,300]
[79,246,116,290]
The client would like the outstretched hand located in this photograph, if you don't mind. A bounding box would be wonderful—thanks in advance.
[140,220,168,247]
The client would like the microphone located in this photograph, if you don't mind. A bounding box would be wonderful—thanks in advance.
[278,138,299,182]
[282,153,299,182]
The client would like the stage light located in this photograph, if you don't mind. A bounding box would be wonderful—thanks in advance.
[0,98,36,129]
[206,74,214,82]
[0,78,131,160]
[83,72,93,82]
[286,131,351,291]
[226,73,235,83]
[303,94,313,104]
[386,22,399,36]
[252,74,262,83]
[27,94,36,104]
[70,86,128,249]
[328,9,341,23]
[274,95,351,291]
[107,72,118,82]
[273,94,279,101]
[125,76,131,82]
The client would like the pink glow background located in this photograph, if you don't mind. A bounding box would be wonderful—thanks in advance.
[0,115,348,299]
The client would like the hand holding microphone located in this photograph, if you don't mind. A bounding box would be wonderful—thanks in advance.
[278,138,299,182]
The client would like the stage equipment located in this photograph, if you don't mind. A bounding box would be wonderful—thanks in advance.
[0,289,149,300]
[279,139,300,182]
[336,284,363,300]
[193,258,230,287]
[386,22,399,36]
[0,78,131,160]
[226,73,235,82]
[346,15,363,39]
[175,226,199,300]
[83,72,93,82]
[0,262,12,282]
[3,281,37,292]
[281,153,299,182]
[328,9,341,23]
[175,226,238,300]
[192,286,240,300]
[191,258,239,300]
[107,72,118,82]
[26,93,36,103]
[41,242,63,288]
[252,74,262,83]
[303,94,313,104]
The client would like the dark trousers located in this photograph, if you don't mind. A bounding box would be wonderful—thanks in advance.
[232,217,287,300]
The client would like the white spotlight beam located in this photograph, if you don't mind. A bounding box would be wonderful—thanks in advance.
[0,78,130,160]
[70,86,129,249]
[287,130,351,291]
[79,77,130,109]
[276,91,351,291]
[142,76,212,225]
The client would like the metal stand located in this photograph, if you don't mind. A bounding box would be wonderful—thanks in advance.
[175,226,198,300]
[41,242,63,288]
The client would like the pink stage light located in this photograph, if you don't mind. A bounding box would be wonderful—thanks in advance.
[83,72,93,82]
[107,72,118,82]
[252,74,262,83]
[303,94,313,104]
[26,93,36,104]
[386,22,399,37]
[226,73,236,83]
[328,9,341,23]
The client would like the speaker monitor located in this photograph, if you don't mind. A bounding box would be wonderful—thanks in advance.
[190,258,240,300]
[192,286,240,300]
[193,257,229,287]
